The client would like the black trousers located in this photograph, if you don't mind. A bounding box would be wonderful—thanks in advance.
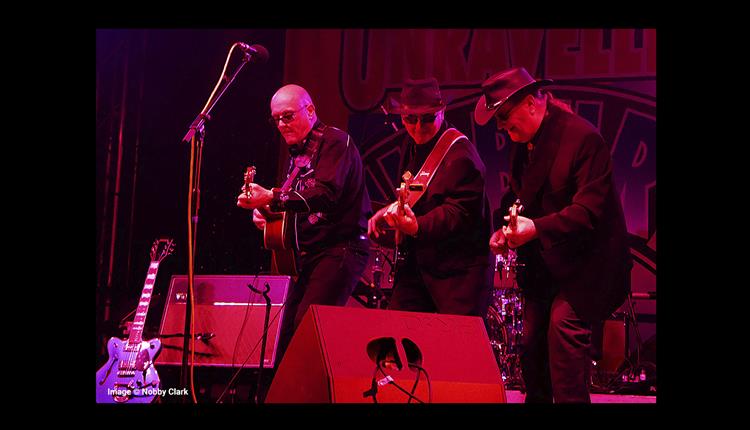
[521,289,593,403]
[388,249,493,317]
[274,238,369,367]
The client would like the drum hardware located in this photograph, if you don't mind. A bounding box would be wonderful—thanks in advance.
[487,284,525,390]
[486,199,526,390]
[368,246,388,309]
[487,253,525,389]
[353,243,394,309]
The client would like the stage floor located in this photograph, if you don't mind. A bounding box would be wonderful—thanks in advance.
[505,390,656,403]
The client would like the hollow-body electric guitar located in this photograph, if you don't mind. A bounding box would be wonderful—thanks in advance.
[95,238,174,403]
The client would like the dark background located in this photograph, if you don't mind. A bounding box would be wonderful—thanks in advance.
[96,29,287,363]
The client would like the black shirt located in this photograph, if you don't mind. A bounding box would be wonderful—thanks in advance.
[398,120,493,263]
[269,121,371,253]
[403,122,446,179]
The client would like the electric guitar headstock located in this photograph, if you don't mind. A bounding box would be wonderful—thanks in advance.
[150,238,175,263]
[243,166,257,197]
[495,200,525,281]
[508,199,524,232]
[395,171,414,216]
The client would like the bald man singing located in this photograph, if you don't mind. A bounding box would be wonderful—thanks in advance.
[237,84,371,367]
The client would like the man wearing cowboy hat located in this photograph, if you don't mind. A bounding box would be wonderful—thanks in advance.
[369,77,494,318]
[475,67,632,403]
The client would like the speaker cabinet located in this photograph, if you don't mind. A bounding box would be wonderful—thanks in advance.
[156,275,290,368]
[265,305,505,403]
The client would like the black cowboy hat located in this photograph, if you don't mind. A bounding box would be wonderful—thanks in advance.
[473,67,552,126]
[385,77,446,115]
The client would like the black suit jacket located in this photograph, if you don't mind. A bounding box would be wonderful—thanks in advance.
[397,125,494,315]
[505,101,632,321]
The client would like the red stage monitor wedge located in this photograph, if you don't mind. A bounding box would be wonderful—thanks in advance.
[266,305,505,403]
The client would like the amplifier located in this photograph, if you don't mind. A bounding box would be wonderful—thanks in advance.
[156,275,290,368]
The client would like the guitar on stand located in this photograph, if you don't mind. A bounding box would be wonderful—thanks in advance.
[487,199,526,390]
[243,166,297,278]
[96,238,175,403]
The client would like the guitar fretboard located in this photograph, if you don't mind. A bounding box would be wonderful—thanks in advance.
[125,261,159,349]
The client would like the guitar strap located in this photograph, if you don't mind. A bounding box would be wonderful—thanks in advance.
[405,127,467,207]
[279,123,326,193]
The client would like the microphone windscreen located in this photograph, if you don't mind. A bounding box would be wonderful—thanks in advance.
[249,44,269,64]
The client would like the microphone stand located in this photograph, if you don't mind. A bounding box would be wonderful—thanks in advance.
[369,247,385,309]
[179,48,255,403]
[248,281,272,404]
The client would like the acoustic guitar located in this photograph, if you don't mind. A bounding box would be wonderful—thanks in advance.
[243,166,297,277]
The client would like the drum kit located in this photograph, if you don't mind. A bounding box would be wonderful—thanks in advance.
[360,201,527,391]
[487,250,525,390]
[357,241,526,390]
[486,198,526,390]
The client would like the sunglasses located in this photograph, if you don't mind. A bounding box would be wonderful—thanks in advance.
[494,95,534,123]
[268,105,308,126]
[402,113,437,125]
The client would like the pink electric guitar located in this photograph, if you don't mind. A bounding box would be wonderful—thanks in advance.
[95,238,174,403]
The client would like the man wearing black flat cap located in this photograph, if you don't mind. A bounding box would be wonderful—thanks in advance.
[475,67,632,403]
[369,78,494,318]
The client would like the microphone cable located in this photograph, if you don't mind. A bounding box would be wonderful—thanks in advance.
[376,360,426,404]
[407,363,421,404]
[408,363,432,404]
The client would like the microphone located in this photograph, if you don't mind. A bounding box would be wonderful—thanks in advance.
[236,42,269,64]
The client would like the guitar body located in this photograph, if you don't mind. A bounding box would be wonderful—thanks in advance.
[261,208,292,250]
[244,166,298,277]
[258,206,297,277]
[95,337,162,403]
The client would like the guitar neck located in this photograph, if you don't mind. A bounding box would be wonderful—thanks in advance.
[126,260,160,346]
